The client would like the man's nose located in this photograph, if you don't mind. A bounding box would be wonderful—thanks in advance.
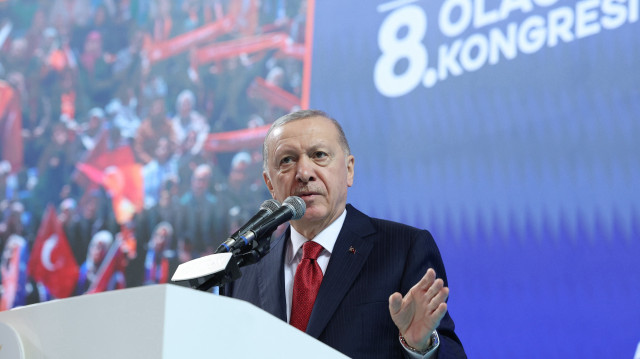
[295,156,315,183]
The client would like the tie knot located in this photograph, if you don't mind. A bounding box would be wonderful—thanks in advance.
[301,241,323,260]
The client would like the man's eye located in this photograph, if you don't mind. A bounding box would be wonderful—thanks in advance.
[314,151,328,158]
[280,157,293,164]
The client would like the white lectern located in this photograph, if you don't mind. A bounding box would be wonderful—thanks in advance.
[0,284,348,359]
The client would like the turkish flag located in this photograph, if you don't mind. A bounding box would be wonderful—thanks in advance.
[27,205,80,298]
[75,144,144,224]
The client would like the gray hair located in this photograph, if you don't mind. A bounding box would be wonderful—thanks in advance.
[176,89,196,110]
[262,109,351,170]
[153,221,174,238]
[87,230,114,270]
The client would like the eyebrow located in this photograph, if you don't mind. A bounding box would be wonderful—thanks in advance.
[306,144,329,153]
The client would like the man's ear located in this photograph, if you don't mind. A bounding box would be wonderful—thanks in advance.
[346,155,355,187]
[263,171,275,197]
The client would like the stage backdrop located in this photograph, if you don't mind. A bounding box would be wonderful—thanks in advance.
[309,1,639,358]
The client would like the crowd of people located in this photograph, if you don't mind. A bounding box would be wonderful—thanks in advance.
[0,0,308,309]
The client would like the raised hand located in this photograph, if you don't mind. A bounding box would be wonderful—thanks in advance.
[388,268,449,351]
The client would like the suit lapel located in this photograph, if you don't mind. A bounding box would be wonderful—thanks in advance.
[306,205,376,338]
[256,228,289,321]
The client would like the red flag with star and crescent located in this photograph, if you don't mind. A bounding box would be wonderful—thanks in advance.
[27,205,80,298]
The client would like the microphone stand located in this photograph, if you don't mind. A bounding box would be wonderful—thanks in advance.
[172,230,277,293]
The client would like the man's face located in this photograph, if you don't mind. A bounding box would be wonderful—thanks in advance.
[150,99,166,122]
[263,117,354,235]
[153,228,169,251]
[155,137,170,162]
[88,115,102,130]
[91,241,108,264]
[191,171,210,196]
[229,161,249,190]
[179,99,192,117]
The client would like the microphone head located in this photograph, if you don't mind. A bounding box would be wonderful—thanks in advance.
[283,196,306,220]
[260,198,281,213]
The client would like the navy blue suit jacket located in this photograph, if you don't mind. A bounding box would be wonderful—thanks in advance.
[227,204,466,358]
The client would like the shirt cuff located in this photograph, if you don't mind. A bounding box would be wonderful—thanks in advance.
[399,330,440,359]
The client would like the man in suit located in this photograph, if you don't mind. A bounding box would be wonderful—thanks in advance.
[227,110,466,358]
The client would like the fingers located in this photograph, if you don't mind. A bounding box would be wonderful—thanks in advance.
[417,268,437,291]
[424,276,443,299]
[419,268,449,316]
[433,302,448,320]
[427,286,449,313]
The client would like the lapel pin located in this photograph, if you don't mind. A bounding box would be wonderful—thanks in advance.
[349,246,356,254]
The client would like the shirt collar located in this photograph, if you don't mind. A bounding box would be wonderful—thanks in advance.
[287,208,347,264]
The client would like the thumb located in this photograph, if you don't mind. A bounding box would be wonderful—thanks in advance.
[388,292,403,315]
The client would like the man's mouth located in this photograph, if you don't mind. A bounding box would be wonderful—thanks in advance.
[296,191,319,199]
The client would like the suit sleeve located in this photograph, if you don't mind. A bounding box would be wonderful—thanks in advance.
[401,229,467,359]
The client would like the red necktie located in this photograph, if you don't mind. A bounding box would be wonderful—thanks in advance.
[290,241,324,331]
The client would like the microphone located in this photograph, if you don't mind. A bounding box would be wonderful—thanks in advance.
[215,199,281,253]
[235,196,306,250]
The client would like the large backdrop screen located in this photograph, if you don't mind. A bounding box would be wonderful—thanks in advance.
[0,0,308,311]
[310,1,639,358]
